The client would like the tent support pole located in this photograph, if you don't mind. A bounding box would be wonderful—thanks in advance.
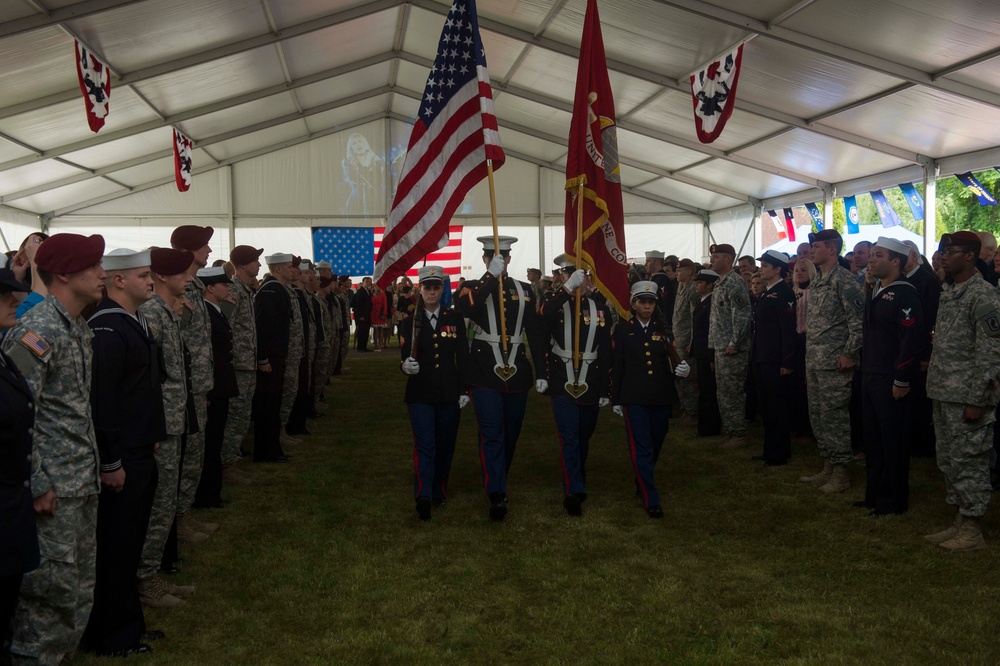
[923,164,938,258]
[823,186,834,231]
[226,165,235,250]
[538,165,545,271]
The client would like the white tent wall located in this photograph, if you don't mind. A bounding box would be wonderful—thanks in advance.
[47,216,234,260]
[0,206,41,253]
[709,205,757,261]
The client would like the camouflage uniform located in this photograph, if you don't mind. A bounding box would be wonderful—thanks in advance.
[312,292,333,405]
[223,276,257,465]
[926,273,1000,518]
[338,291,350,366]
[3,296,99,665]
[673,279,700,415]
[177,277,213,516]
[328,292,345,377]
[137,295,187,580]
[281,284,304,424]
[708,270,751,435]
[805,264,865,465]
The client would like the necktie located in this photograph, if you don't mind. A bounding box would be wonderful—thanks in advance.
[429,314,437,330]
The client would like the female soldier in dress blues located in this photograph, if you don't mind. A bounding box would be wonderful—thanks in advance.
[399,266,469,521]
[611,281,690,518]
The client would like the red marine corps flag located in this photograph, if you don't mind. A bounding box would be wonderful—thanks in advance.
[173,129,193,192]
[565,0,629,318]
[74,40,111,133]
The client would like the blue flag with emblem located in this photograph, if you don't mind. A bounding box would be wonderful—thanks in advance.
[804,202,824,230]
[956,172,998,206]
[897,182,924,221]
[870,189,902,228]
[843,195,859,234]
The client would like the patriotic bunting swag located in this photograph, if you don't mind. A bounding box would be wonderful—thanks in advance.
[373,0,503,288]
[565,0,629,317]
[690,43,744,144]
[173,129,193,192]
[74,40,111,133]
[766,210,785,240]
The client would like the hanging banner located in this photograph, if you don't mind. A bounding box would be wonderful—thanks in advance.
[804,202,824,230]
[766,210,785,240]
[173,128,193,192]
[74,40,111,133]
[690,43,745,144]
[870,189,902,228]
[897,182,925,221]
[781,208,797,242]
[844,195,860,234]
[956,172,998,206]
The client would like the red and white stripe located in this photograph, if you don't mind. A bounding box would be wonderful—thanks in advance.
[374,225,463,287]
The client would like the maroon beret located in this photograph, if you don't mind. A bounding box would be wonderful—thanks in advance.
[338,275,351,284]
[291,256,302,268]
[34,233,104,274]
[808,229,842,245]
[150,248,194,276]
[319,276,334,288]
[677,258,696,269]
[709,243,735,256]
[170,225,214,251]
[230,245,263,265]
[939,231,982,253]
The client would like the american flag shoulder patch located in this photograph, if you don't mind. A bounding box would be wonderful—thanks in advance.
[18,330,51,358]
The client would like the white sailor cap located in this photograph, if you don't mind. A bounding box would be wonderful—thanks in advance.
[631,280,659,300]
[693,269,720,283]
[102,248,151,271]
[757,249,790,268]
[644,250,665,260]
[316,260,332,269]
[477,235,518,253]
[196,266,232,285]
[552,253,576,271]
[901,240,921,255]
[417,265,446,284]
[264,252,294,266]
[299,259,314,271]
[874,236,911,257]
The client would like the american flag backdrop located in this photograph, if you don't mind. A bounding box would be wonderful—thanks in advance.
[312,226,463,285]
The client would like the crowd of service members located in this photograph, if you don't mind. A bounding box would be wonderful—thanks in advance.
[400,231,1000,551]
[0,226,354,663]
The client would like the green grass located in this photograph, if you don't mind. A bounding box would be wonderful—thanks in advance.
[74,347,1000,664]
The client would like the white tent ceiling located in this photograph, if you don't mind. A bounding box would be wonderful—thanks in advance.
[1,0,1000,230]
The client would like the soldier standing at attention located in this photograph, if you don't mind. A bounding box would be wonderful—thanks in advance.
[644,250,677,336]
[611,281,690,519]
[222,246,262,485]
[398,267,469,521]
[540,257,613,517]
[84,248,166,657]
[672,258,700,422]
[137,248,195,609]
[691,270,722,437]
[279,258,304,448]
[799,229,865,494]
[458,236,547,522]
[3,233,106,665]
[169,225,218,543]
[708,243,751,450]
[749,250,797,467]
[254,254,296,464]
[924,232,1000,551]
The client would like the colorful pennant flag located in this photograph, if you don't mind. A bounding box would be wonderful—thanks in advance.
[844,195,860,234]
[690,43,745,144]
[897,182,925,221]
[173,129,193,192]
[74,40,111,133]
[781,208,797,242]
[565,0,629,317]
[373,0,503,288]
[765,210,784,240]
[955,172,998,206]
[870,190,901,228]
[804,202,824,230]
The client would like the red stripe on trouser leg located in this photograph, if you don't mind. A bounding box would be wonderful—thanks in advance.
[624,406,650,508]
[413,447,423,499]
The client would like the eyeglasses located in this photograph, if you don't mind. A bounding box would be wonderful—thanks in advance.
[940,248,971,256]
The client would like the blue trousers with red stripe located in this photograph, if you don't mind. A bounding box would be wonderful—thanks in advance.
[408,401,460,503]
[551,397,599,497]
[470,387,528,498]
[623,404,670,509]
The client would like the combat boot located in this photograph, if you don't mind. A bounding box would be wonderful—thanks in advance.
[799,459,834,484]
[176,514,210,544]
[719,434,748,450]
[156,574,195,598]
[186,514,219,533]
[939,517,986,552]
[138,577,185,609]
[924,512,963,544]
[222,465,252,486]
[279,432,301,447]
[818,464,850,493]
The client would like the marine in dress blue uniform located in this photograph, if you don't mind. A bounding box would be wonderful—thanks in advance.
[611,281,690,519]
[252,254,296,463]
[398,266,469,521]
[457,236,547,521]
[539,256,612,516]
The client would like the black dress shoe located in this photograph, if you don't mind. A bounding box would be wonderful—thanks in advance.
[96,643,152,657]
[646,505,664,519]
[416,497,432,521]
[141,630,165,641]
[563,494,583,517]
[488,494,508,522]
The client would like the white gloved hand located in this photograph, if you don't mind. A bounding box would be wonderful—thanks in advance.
[598,397,611,408]
[487,254,506,277]
[535,379,549,394]
[401,357,420,375]
[674,360,690,379]
[458,395,471,409]
[563,268,586,292]
[612,405,623,417]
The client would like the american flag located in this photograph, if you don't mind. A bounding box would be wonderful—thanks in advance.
[372,0,503,289]
[313,226,463,286]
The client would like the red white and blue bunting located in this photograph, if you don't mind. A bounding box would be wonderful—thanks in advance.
[74,40,111,133]
[690,43,744,144]
[173,128,193,192]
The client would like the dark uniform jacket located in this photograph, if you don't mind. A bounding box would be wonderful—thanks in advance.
[540,289,612,404]
[254,277,292,366]
[398,306,468,403]
[650,272,678,334]
[457,273,547,393]
[751,280,797,370]
[691,294,713,360]
[0,349,39,576]
[353,286,372,323]
[905,265,941,363]
[207,304,239,401]
[611,315,677,406]
[88,297,167,472]
[862,280,923,386]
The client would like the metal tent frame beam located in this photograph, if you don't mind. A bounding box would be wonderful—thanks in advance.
[0,0,150,39]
